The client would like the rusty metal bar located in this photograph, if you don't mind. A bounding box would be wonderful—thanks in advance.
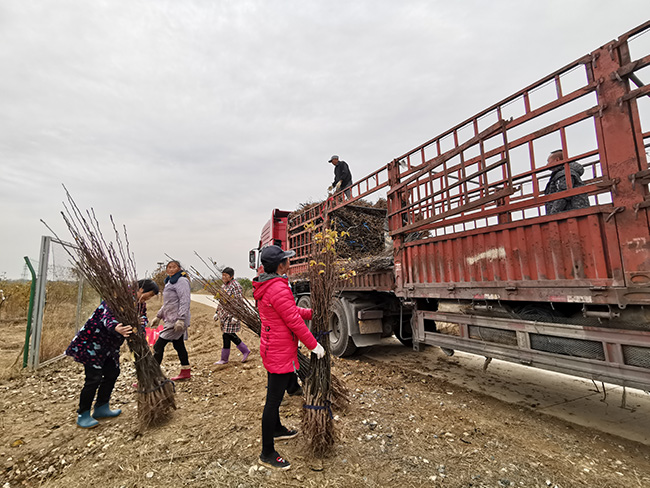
[387,158,507,219]
[422,311,650,346]
[391,186,516,236]
[619,83,650,103]
[391,119,508,194]
[612,19,650,46]
[615,54,650,78]
[418,329,650,391]
[413,186,608,235]
[393,55,593,166]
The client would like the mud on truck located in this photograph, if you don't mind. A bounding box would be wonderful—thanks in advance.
[251,21,650,391]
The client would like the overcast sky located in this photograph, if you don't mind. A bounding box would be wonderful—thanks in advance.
[1,1,648,280]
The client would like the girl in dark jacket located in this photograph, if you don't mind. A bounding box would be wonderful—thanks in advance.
[66,279,159,428]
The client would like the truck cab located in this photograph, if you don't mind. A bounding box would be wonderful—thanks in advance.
[248,209,291,271]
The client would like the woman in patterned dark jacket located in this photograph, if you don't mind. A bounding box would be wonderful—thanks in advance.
[66,279,159,428]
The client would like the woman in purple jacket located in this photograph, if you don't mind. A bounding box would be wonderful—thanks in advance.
[252,245,325,470]
[150,260,192,381]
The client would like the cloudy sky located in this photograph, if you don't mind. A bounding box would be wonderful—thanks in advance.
[0,1,647,279]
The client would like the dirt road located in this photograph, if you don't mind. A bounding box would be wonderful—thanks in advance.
[363,342,650,446]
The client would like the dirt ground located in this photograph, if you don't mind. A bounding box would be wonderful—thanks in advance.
[2,300,650,488]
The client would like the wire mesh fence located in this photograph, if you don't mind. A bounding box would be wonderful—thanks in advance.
[28,236,100,369]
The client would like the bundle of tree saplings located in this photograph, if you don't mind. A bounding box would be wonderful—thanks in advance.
[43,188,175,430]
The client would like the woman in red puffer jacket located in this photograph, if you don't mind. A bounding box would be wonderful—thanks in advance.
[255,274,315,373]
[252,245,325,470]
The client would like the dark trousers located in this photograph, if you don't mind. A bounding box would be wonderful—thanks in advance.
[78,359,120,413]
[153,337,189,366]
[222,332,242,349]
[261,371,293,456]
[287,373,301,395]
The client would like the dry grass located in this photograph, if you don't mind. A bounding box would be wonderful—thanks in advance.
[0,280,31,319]
[0,279,100,369]
[0,318,25,381]
[39,304,78,362]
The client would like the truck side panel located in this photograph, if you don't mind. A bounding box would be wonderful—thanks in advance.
[400,207,626,304]
[387,22,650,308]
[395,22,650,389]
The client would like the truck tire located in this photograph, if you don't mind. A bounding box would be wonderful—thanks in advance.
[296,295,312,329]
[392,318,413,348]
[330,298,357,357]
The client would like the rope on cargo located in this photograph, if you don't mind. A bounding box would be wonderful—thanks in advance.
[314,330,331,341]
[137,378,176,395]
[303,400,334,419]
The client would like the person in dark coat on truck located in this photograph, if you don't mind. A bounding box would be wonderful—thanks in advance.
[327,155,353,199]
[543,149,590,215]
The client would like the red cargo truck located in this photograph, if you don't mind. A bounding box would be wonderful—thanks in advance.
[250,21,650,390]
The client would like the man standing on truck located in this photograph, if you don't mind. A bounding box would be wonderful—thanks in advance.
[327,155,353,199]
[543,149,590,215]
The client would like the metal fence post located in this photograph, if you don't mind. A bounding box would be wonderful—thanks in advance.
[28,236,51,370]
[22,256,37,369]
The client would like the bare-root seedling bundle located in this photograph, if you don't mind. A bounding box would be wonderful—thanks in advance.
[43,189,175,429]
[302,221,339,457]
[331,199,387,259]
[289,199,388,259]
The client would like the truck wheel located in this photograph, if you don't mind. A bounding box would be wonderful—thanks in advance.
[296,295,312,329]
[392,318,413,348]
[330,298,357,357]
